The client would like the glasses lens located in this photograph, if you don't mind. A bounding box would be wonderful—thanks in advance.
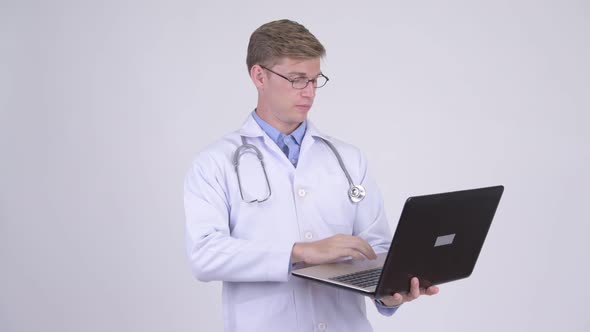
[292,78,308,89]
[291,75,329,89]
[315,75,328,88]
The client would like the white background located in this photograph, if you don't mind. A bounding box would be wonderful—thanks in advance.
[1,1,589,331]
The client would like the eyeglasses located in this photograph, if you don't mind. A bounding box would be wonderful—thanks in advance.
[260,65,329,89]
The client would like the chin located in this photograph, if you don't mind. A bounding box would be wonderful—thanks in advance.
[293,106,311,117]
[292,112,308,123]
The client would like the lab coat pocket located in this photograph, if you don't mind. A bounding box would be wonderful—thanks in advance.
[312,172,356,231]
[234,289,297,330]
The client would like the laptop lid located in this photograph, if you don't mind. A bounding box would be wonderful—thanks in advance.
[374,185,504,297]
[292,185,504,298]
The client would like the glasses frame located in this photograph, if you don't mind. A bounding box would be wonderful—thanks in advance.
[260,65,329,89]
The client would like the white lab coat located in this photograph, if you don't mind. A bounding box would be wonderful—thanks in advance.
[184,115,393,332]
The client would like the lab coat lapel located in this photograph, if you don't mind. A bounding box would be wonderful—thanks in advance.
[299,120,329,162]
[237,114,295,169]
[237,114,265,138]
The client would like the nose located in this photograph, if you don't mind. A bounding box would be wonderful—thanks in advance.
[301,82,316,98]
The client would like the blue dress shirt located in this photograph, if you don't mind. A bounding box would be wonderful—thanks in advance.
[252,110,306,167]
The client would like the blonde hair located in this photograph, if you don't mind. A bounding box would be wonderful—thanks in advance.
[247,19,326,72]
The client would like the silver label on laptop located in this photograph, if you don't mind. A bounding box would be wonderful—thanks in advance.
[434,234,456,247]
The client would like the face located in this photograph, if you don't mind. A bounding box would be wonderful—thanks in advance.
[252,57,322,134]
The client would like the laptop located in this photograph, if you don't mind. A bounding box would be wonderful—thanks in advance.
[292,185,504,298]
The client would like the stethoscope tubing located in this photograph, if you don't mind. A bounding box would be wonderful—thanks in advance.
[234,135,365,203]
[233,137,272,203]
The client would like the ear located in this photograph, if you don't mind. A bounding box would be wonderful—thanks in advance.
[250,64,265,89]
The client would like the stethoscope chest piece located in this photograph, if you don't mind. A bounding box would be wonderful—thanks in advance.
[348,184,366,203]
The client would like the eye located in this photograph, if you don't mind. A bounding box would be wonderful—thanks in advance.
[292,77,309,83]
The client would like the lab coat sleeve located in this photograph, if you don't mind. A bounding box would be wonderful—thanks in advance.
[184,153,293,283]
[353,152,392,255]
[374,299,401,316]
[352,152,400,316]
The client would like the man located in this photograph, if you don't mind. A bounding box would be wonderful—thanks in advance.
[185,19,438,332]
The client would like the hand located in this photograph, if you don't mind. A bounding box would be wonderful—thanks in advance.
[378,277,439,306]
[291,234,377,265]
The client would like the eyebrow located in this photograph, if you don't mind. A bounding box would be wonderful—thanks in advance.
[286,71,323,77]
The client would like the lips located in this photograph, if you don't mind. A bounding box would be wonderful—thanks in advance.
[295,104,312,111]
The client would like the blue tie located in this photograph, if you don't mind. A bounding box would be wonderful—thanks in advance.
[283,135,298,166]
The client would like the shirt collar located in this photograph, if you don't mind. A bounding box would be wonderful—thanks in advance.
[251,110,307,145]
[237,111,327,142]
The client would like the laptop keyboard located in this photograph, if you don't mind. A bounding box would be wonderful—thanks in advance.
[329,268,382,289]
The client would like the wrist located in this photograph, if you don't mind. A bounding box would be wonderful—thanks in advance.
[291,243,306,263]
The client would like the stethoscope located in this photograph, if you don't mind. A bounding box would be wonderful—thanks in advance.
[233,136,366,204]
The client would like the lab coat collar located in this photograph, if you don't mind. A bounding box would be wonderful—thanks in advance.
[237,113,266,138]
[237,113,329,141]
[237,112,331,170]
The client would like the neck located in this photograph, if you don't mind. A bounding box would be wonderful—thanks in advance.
[255,107,301,135]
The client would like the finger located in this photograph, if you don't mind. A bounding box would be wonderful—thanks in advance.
[349,237,377,260]
[330,235,375,260]
[356,246,376,260]
[345,249,366,261]
[410,277,420,299]
[357,238,376,259]
[385,293,403,306]
[363,243,377,260]
[341,243,373,260]
[418,286,438,296]
[426,286,439,295]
